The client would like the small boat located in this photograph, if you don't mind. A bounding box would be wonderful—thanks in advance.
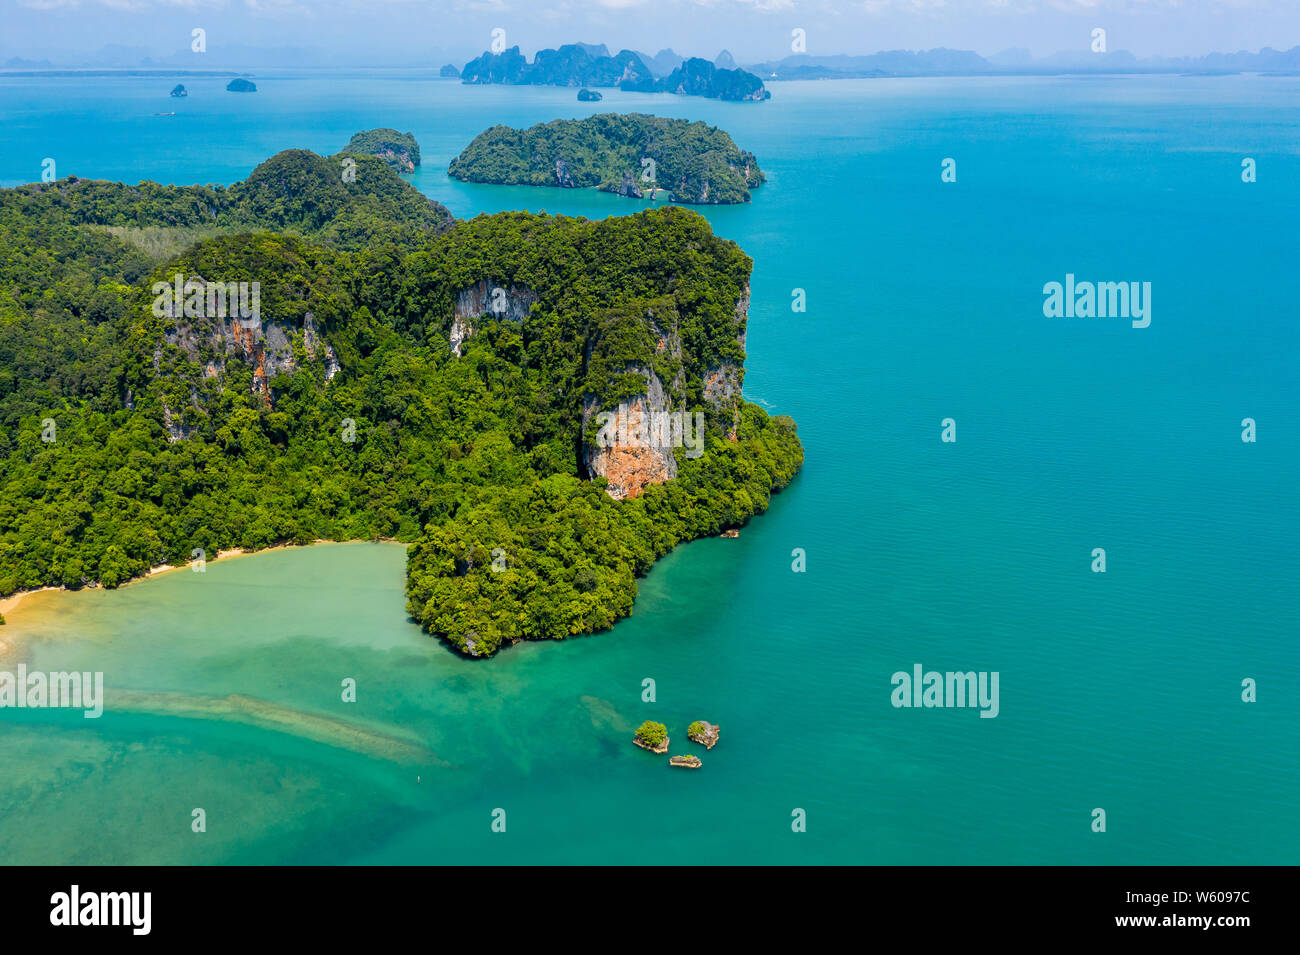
[154,111,176,117]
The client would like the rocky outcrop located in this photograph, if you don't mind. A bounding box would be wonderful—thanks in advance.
[610,170,643,199]
[340,129,421,174]
[161,399,196,443]
[302,312,340,381]
[577,88,602,101]
[634,735,669,754]
[582,369,678,500]
[160,276,337,411]
[581,302,686,500]
[554,158,575,187]
[448,275,750,502]
[669,755,703,768]
[703,285,749,439]
[687,721,720,749]
[449,280,539,355]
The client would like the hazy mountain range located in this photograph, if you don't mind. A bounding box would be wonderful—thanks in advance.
[5,44,1300,77]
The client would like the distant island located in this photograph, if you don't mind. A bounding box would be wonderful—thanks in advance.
[448,113,764,204]
[439,63,460,78]
[226,78,257,93]
[340,128,420,174]
[745,44,1300,80]
[460,43,769,102]
[169,84,187,98]
[577,88,602,102]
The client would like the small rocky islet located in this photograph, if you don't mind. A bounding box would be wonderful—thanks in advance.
[634,719,719,766]
[687,720,720,749]
[633,720,669,753]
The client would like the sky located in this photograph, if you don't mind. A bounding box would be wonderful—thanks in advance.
[2,0,1299,67]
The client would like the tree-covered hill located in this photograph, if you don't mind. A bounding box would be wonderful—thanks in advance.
[0,145,801,656]
[448,113,765,205]
[339,128,422,174]
[460,44,770,102]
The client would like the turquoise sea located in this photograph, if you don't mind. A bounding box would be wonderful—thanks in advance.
[1,71,1297,864]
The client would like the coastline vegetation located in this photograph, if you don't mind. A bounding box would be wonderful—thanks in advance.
[0,139,802,657]
[634,721,668,749]
[449,113,764,204]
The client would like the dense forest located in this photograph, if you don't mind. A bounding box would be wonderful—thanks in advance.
[448,113,765,205]
[0,141,802,656]
[340,128,422,174]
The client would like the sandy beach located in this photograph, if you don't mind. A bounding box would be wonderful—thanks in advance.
[0,541,349,662]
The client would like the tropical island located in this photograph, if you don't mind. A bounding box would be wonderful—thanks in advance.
[460,43,769,102]
[669,755,703,769]
[226,78,257,93]
[448,113,764,205]
[169,84,187,98]
[340,128,421,174]
[634,721,669,753]
[0,134,802,659]
[577,88,602,102]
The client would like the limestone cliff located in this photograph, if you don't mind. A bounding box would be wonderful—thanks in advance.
[449,279,539,356]
[580,300,687,500]
[703,284,748,440]
[157,276,339,421]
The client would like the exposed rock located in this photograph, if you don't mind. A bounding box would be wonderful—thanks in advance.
[700,284,749,440]
[669,755,703,768]
[719,529,739,539]
[577,88,603,101]
[581,302,686,500]
[226,78,257,93]
[582,378,678,500]
[161,401,195,444]
[612,169,644,199]
[170,84,188,98]
[633,720,670,753]
[449,279,539,356]
[554,158,575,187]
[687,721,720,749]
[160,274,336,411]
[340,128,421,174]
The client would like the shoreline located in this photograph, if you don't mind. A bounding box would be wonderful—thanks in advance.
[0,540,394,660]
